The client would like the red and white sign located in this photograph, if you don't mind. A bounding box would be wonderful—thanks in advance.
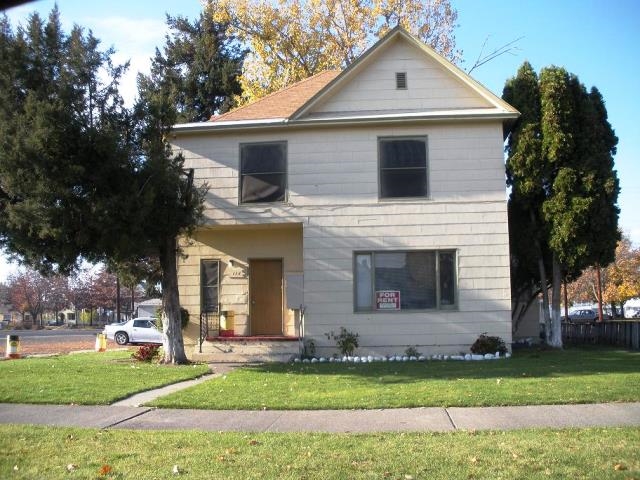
[376,290,401,310]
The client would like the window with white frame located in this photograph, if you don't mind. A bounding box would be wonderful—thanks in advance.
[240,141,287,203]
[354,250,456,311]
[378,137,428,198]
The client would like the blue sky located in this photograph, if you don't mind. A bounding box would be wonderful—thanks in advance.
[1,0,639,281]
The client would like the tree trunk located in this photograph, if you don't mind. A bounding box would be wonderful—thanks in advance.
[529,209,551,344]
[596,264,604,322]
[536,255,551,344]
[563,276,569,320]
[130,285,135,320]
[159,236,188,364]
[549,256,563,348]
[116,276,121,323]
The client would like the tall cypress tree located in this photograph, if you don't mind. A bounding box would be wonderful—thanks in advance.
[504,63,619,347]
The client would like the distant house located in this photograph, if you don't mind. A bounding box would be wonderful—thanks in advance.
[136,298,162,318]
[171,27,519,360]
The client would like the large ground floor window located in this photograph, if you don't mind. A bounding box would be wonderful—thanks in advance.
[354,250,456,311]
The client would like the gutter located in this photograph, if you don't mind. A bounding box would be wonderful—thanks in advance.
[172,110,520,135]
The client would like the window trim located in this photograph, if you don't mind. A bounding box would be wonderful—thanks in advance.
[353,249,457,313]
[238,140,288,205]
[201,259,220,314]
[377,136,429,200]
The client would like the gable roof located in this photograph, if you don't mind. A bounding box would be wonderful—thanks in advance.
[211,70,340,123]
[292,26,519,120]
[174,27,518,134]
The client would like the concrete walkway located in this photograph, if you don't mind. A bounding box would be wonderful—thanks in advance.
[111,362,243,407]
[1,403,639,433]
[2,362,639,433]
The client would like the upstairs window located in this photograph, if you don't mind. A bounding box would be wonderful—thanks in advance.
[240,142,287,203]
[379,137,428,198]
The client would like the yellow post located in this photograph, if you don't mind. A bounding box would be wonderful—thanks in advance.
[95,333,107,352]
[5,335,20,359]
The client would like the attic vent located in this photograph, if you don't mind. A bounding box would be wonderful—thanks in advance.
[396,72,407,89]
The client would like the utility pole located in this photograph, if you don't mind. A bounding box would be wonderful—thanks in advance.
[116,276,121,323]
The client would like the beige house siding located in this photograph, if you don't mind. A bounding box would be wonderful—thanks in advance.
[174,120,511,356]
[172,122,507,215]
[307,37,492,117]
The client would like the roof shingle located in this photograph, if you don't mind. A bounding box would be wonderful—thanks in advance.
[210,70,340,123]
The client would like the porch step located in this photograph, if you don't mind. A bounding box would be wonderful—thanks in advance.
[191,338,301,363]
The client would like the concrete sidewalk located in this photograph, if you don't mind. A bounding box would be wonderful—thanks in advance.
[1,402,639,432]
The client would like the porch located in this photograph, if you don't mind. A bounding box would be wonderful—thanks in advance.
[192,335,301,363]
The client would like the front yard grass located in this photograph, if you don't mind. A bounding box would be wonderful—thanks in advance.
[151,347,640,410]
[1,424,638,479]
[0,351,210,405]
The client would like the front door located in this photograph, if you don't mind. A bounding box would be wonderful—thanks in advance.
[249,259,283,335]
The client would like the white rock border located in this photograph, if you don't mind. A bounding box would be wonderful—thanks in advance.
[294,352,511,363]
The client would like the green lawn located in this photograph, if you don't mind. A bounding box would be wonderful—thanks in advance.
[1,425,638,479]
[151,347,640,409]
[0,351,210,405]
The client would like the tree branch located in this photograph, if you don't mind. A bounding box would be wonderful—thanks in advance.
[467,36,523,75]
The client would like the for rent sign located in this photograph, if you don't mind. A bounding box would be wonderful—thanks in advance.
[376,290,401,310]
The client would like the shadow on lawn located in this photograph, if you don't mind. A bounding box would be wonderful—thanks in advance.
[240,347,640,383]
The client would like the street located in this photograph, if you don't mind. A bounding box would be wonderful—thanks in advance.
[0,327,108,356]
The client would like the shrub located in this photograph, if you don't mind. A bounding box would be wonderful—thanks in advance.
[155,307,190,331]
[132,344,161,362]
[405,346,421,357]
[470,333,508,355]
[302,338,316,359]
[326,327,359,356]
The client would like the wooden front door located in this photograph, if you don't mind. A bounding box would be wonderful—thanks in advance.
[249,259,283,335]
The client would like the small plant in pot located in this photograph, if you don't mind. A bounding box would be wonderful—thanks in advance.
[302,338,316,359]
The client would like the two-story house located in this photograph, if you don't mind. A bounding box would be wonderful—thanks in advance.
[172,27,519,361]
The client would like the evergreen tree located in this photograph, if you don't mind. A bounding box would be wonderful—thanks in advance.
[504,63,619,347]
[154,5,244,122]
[0,9,134,274]
[0,8,224,363]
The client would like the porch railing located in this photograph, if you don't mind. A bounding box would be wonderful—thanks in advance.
[199,311,220,353]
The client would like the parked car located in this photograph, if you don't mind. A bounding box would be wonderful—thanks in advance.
[564,308,611,323]
[102,317,163,345]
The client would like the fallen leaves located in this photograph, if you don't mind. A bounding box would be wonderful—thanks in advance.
[99,464,112,476]
[613,463,627,471]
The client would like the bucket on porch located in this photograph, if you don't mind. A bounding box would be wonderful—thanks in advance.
[5,335,20,359]
[219,310,235,337]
